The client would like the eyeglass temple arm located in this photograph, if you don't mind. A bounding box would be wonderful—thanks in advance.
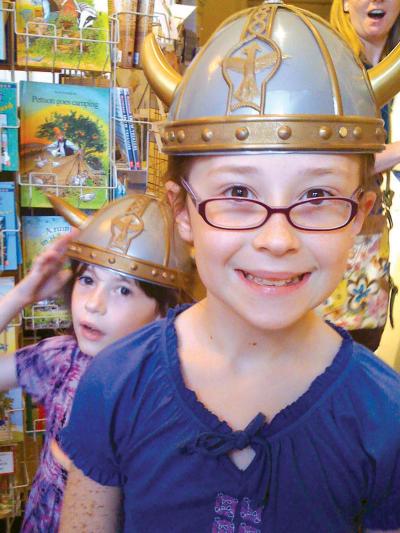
[181,178,200,206]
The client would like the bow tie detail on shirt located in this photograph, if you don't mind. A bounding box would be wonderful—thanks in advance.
[180,413,272,505]
[180,412,267,457]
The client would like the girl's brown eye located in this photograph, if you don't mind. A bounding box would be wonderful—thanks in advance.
[228,186,250,198]
[305,188,331,199]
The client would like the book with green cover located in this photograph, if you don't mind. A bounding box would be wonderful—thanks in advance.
[20,81,110,209]
[15,0,110,71]
[0,82,18,171]
[22,215,71,329]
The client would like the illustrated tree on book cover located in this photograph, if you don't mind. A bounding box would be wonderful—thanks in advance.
[20,81,110,209]
[16,0,110,71]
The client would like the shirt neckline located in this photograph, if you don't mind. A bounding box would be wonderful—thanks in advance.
[163,305,354,440]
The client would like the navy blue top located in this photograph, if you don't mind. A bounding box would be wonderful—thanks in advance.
[61,306,400,532]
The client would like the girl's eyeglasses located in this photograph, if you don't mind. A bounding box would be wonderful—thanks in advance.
[181,179,363,232]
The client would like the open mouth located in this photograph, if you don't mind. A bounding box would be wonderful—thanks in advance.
[368,9,385,19]
[241,271,307,287]
[81,322,103,339]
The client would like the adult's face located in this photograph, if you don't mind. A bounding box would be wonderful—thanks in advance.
[344,0,400,44]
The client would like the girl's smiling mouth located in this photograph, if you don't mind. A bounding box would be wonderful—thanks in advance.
[237,270,311,291]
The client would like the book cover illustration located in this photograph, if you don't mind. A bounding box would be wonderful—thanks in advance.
[0,278,23,443]
[0,82,19,171]
[22,215,71,329]
[0,182,21,271]
[0,277,18,355]
[0,389,23,443]
[20,81,110,209]
[15,0,110,71]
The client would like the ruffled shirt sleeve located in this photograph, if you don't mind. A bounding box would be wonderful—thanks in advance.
[15,335,78,406]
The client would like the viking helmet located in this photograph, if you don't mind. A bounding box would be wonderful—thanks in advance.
[142,0,400,154]
[48,193,193,292]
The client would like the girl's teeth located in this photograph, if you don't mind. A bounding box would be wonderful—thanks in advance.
[244,273,302,286]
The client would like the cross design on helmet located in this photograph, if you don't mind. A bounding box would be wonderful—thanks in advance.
[108,197,151,253]
[224,42,279,105]
[222,36,282,114]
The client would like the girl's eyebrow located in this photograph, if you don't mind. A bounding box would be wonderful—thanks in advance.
[116,274,136,285]
[207,165,261,177]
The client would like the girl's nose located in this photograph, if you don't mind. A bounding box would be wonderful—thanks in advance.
[252,213,301,256]
[84,288,107,315]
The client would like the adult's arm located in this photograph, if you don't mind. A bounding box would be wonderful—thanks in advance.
[59,464,122,533]
[374,141,400,174]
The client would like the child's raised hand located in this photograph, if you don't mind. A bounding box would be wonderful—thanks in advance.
[16,229,80,306]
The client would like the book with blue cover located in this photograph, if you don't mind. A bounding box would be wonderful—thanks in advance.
[20,81,111,209]
[0,82,19,171]
[22,215,71,329]
[0,182,21,271]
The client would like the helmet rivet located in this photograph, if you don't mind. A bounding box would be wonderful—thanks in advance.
[353,126,362,139]
[319,126,332,140]
[339,127,348,138]
[168,131,176,142]
[162,272,168,279]
[201,128,213,142]
[277,126,291,140]
[90,252,96,259]
[177,130,186,143]
[152,269,158,276]
[170,274,176,281]
[235,127,249,141]
[375,127,385,140]
[108,257,116,264]
[130,263,138,271]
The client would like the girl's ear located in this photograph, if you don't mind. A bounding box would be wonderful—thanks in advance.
[343,0,349,12]
[165,180,194,243]
[352,190,376,235]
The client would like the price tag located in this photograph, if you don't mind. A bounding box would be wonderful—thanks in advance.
[0,452,14,474]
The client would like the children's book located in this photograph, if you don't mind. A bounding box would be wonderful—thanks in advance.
[0,275,23,442]
[0,182,21,271]
[0,389,23,443]
[22,216,71,330]
[114,87,134,170]
[0,277,18,354]
[0,82,18,171]
[19,81,111,209]
[124,88,140,169]
[15,0,110,71]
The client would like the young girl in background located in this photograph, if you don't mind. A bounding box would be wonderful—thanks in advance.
[60,4,400,532]
[0,192,192,532]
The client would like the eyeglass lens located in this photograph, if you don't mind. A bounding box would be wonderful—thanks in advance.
[204,198,354,230]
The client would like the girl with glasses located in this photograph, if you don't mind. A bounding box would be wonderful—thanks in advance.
[60,4,400,532]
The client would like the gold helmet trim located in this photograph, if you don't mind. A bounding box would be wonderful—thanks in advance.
[158,115,385,154]
[67,241,191,292]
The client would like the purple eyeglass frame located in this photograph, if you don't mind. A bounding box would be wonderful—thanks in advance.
[181,178,363,232]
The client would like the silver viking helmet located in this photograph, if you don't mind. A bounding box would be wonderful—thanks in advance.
[142,0,400,154]
[48,193,193,292]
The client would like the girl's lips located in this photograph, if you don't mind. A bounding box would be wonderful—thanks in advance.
[237,269,311,294]
[79,323,104,341]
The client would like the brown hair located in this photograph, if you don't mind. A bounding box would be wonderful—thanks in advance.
[63,261,183,320]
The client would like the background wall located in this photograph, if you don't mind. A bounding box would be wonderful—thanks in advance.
[196,0,332,44]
